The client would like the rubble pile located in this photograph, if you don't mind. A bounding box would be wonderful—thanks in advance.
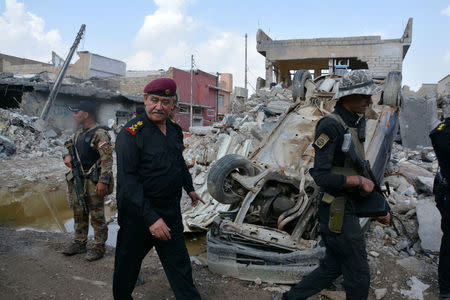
[231,86,293,116]
[0,108,70,160]
[362,143,441,298]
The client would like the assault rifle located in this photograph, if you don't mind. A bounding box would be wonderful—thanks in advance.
[65,140,88,213]
[342,134,389,217]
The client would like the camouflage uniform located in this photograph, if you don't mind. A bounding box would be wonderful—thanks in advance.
[66,124,113,252]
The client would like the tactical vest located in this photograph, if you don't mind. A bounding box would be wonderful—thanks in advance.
[75,126,100,171]
[325,113,365,177]
[322,112,366,233]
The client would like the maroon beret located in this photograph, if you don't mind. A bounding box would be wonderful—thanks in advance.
[144,78,177,96]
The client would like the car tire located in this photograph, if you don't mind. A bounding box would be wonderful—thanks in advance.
[292,70,312,101]
[381,71,402,107]
[207,154,255,204]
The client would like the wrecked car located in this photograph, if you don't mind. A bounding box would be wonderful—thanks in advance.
[206,70,402,283]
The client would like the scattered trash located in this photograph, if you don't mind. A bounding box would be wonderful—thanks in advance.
[400,276,430,300]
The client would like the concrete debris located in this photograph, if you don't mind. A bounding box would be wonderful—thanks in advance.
[189,126,216,136]
[0,108,71,160]
[414,176,434,196]
[265,100,291,114]
[399,95,439,149]
[396,256,437,277]
[369,251,380,258]
[374,288,387,299]
[416,197,442,252]
[0,135,16,158]
[395,239,410,251]
[400,276,430,300]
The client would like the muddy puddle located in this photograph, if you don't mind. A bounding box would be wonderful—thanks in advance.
[0,184,206,257]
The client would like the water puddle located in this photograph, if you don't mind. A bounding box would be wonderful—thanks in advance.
[0,184,207,256]
[0,184,72,231]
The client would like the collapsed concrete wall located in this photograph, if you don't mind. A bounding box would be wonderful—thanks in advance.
[256,18,412,86]
[1,74,142,132]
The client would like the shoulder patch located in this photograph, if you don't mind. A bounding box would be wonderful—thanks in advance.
[98,140,108,148]
[126,120,144,136]
[314,133,330,149]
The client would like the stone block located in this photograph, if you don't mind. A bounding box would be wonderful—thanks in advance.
[400,96,439,149]
[234,87,248,99]
[416,198,442,252]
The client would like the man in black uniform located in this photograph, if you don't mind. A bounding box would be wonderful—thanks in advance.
[113,78,204,300]
[429,102,450,300]
[275,70,390,300]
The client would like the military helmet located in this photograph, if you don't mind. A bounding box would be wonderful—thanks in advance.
[333,70,382,100]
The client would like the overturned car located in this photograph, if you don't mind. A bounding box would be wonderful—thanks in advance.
[205,70,402,284]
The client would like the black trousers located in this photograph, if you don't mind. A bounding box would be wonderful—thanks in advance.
[437,191,450,295]
[284,202,370,300]
[112,211,201,300]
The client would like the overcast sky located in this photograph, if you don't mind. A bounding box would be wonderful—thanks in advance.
[0,0,449,91]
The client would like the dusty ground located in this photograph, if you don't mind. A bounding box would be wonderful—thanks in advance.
[0,225,275,300]
[0,223,441,300]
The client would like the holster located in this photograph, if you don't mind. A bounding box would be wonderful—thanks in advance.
[322,193,346,233]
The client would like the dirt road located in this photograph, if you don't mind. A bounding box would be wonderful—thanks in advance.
[0,225,276,300]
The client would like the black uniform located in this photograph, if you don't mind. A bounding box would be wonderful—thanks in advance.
[429,118,450,297]
[112,113,200,300]
[284,103,370,300]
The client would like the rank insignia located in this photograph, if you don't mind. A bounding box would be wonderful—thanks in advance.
[438,123,445,131]
[314,133,329,149]
[125,120,144,135]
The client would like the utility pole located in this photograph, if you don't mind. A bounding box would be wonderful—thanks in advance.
[245,33,248,90]
[190,54,193,128]
[40,24,86,120]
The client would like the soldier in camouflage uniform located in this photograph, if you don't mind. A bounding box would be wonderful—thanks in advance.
[273,70,390,300]
[62,101,113,261]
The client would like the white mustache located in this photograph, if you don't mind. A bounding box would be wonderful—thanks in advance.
[152,110,165,114]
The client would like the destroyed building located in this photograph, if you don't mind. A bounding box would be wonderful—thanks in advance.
[0,51,126,79]
[256,18,413,86]
[1,50,235,132]
[0,73,141,130]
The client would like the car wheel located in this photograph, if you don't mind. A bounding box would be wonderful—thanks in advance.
[292,70,312,101]
[207,154,255,204]
[381,71,402,107]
